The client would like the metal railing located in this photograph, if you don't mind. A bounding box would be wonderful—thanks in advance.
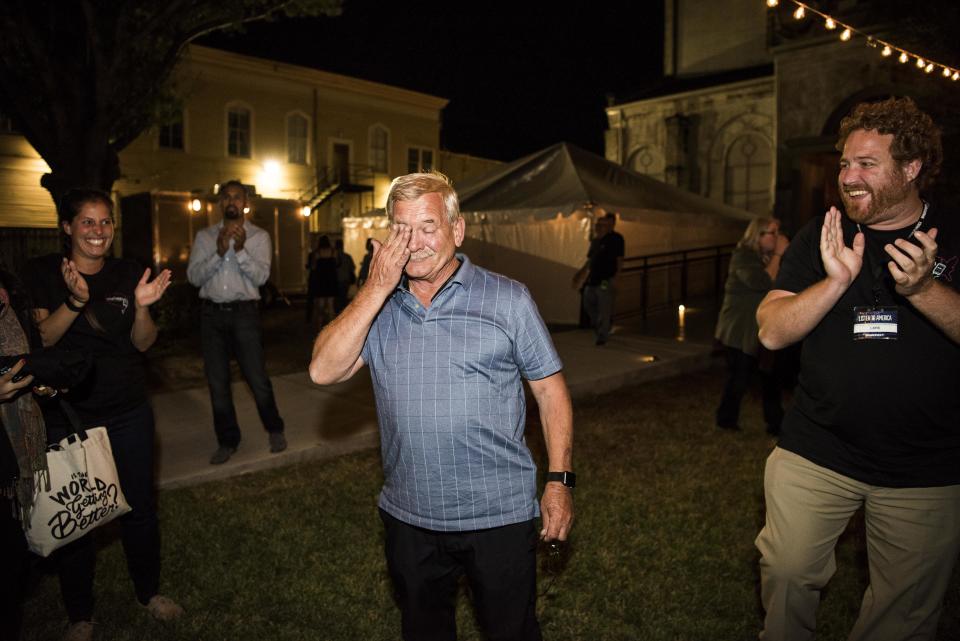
[297,163,377,210]
[616,243,735,320]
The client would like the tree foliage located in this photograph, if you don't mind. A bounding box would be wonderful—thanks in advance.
[0,0,340,205]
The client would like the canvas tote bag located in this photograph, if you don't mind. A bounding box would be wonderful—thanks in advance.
[24,400,130,557]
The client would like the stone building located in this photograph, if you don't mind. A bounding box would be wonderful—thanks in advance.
[606,0,960,233]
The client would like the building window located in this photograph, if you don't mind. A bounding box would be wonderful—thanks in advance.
[227,106,251,158]
[407,147,434,173]
[369,126,389,173]
[724,134,772,215]
[287,113,308,164]
[158,111,184,150]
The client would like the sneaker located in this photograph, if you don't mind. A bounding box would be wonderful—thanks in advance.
[269,432,287,453]
[209,445,236,465]
[63,621,94,641]
[143,594,184,621]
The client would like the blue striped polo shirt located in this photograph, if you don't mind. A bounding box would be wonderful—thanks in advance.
[361,254,563,531]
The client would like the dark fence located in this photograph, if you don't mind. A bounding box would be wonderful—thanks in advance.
[0,227,60,275]
[614,243,735,320]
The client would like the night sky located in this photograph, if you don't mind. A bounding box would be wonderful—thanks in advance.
[200,1,665,162]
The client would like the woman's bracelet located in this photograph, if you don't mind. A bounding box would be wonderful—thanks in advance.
[64,296,87,313]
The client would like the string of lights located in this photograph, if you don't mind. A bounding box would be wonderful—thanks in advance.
[765,0,960,82]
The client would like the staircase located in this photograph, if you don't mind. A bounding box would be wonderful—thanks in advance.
[298,165,375,213]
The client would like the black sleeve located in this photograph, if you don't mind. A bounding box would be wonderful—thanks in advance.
[614,234,625,258]
[773,217,826,294]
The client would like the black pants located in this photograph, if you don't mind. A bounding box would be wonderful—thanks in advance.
[380,509,542,641]
[716,346,783,431]
[200,302,284,448]
[1,496,29,640]
[49,402,161,621]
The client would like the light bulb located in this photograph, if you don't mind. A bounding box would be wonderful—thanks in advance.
[917,57,926,68]
[899,52,909,64]
[925,63,935,73]
[793,6,805,19]
[881,45,892,57]
[839,28,851,41]
[765,0,778,6]
[825,18,836,29]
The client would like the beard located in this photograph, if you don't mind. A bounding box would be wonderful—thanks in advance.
[840,169,911,225]
[223,205,241,220]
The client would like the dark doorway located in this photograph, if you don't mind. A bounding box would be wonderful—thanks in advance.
[332,143,350,183]
[795,151,841,230]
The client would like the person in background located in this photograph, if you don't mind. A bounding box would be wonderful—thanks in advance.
[714,217,788,433]
[25,188,180,641]
[187,180,286,465]
[0,264,44,641]
[333,238,356,314]
[305,234,338,330]
[357,237,374,288]
[573,212,624,345]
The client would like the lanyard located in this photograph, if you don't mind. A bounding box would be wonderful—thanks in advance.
[856,202,928,307]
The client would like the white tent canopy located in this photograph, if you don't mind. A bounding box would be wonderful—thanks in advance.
[344,143,751,323]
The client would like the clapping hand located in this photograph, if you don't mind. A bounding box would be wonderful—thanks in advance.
[134,268,172,309]
[232,225,246,253]
[216,226,232,257]
[61,258,90,304]
[820,207,864,288]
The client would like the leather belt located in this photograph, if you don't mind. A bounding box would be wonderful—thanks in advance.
[201,299,259,311]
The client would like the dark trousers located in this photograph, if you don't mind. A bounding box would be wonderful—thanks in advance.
[201,303,284,448]
[380,509,542,641]
[49,402,161,621]
[583,284,615,342]
[716,346,783,431]
[1,496,29,640]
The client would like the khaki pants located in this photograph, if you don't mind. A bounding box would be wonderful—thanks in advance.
[756,447,960,641]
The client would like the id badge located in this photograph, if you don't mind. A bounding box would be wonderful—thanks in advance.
[853,306,898,341]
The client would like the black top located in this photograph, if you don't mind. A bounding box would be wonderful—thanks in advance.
[587,231,625,285]
[24,254,147,426]
[773,207,960,487]
[307,252,338,297]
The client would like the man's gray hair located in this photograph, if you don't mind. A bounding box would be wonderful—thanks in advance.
[385,172,460,223]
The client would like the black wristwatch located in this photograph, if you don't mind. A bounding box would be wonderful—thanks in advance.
[546,471,576,489]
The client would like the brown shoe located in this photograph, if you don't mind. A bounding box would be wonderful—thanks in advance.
[143,594,185,621]
[63,621,94,641]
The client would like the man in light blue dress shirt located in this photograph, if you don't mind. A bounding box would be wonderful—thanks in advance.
[187,180,285,465]
[310,172,574,641]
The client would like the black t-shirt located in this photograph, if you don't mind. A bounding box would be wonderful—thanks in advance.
[773,206,960,487]
[24,254,147,426]
[587,231,625,285]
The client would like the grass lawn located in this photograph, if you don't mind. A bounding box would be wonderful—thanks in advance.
[19,370,960,640]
